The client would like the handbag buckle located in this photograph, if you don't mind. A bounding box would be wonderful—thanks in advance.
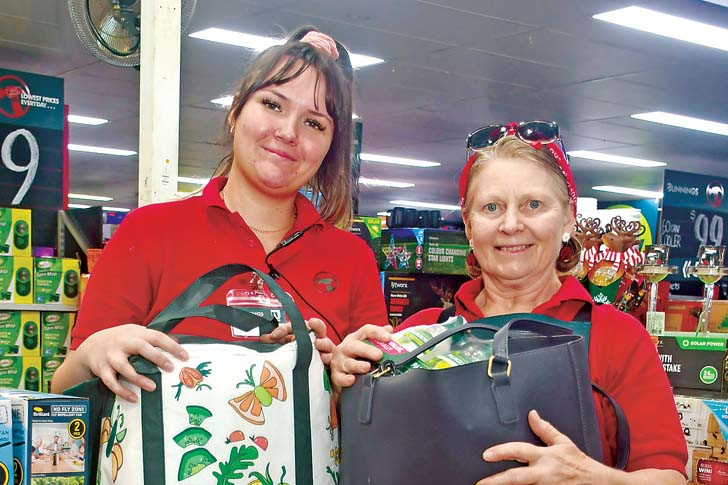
[372,360,395,379]
[487,355,512,378]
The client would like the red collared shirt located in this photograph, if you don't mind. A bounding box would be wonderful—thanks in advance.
[72,177,387,347]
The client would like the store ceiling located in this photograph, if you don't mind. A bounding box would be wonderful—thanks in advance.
[1,0,727,221]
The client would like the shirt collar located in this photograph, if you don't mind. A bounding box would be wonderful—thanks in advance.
[454,275,591,320]
[202,176,325,230]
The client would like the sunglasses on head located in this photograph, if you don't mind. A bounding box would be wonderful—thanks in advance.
[466,120,564,154]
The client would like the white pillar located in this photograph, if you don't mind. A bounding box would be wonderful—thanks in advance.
[138,0,181,206]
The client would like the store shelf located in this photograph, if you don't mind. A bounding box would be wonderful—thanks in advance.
[0,303,78,312]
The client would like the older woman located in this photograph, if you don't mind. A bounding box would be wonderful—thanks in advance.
[331,121,687,484]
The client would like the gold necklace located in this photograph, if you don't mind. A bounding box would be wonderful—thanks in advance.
[221,189,296,234]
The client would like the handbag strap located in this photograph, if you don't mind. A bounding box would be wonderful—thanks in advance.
[490,318,574,370]
[592,383,630,470]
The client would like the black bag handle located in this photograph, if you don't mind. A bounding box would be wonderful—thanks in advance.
[490,318,574,370]
[146,264,293,337]
[146,264,311,370]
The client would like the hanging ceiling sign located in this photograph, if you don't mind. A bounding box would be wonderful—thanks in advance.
[0,68,66,248]
[661,169,727,296]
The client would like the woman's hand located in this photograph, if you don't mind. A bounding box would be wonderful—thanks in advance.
[75,324,189,403]
[330,324,393,388]
[260,318,336,365]
[477,410,607,485]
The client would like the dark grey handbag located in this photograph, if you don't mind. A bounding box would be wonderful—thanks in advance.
[340,315,628,485]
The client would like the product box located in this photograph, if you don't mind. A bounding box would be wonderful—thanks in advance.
[0,256,33,305]
[0,208,31,257]
[40,312,74,358]
[41,357,64,393]
[351,215,382,264]
[657,333,728,391]
[0,311,40,356]
[0,397,13,485]
[383,272,469,328]
[666,300,728,333]
[380,228,469,275]
[0,390,89,485]
[33,258,80,306]
[0,357,41,391]
[674,394,728,484]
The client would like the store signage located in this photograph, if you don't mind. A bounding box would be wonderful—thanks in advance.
[0,68,65,248]
[657,333,727,391]
[661,170,727,296]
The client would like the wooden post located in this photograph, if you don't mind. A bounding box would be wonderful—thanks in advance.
[138,0,181,206]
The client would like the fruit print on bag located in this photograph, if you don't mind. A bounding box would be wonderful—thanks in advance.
[100,404,128,482]
[172,361,212,400]
[229,361,287,425]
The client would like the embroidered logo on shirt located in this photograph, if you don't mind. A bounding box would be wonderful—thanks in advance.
[314,272,338,293]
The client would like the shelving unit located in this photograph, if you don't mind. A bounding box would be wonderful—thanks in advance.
[0,303,79,312]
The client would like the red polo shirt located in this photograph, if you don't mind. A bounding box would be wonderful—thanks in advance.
[72,177,387,347]
[400,276,687,476]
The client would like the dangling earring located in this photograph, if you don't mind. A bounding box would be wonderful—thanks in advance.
[558,233,576,263]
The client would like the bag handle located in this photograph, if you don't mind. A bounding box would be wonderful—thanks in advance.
[489,318,574,375]
[147,264,291,335]
[147,264,311,368]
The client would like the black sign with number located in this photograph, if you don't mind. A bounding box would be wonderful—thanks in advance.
[0,68,65,248]
[661,170,727,296]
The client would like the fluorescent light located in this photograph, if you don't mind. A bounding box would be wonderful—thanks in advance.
[593,6,728,52]
[349,53,384,68]
[68,193,113,202]
[390,200,461,211]
[178,176,210,185]
[68,144,136,156]
[592,186,664,199]
[377,211,391,216]
[631,112,728,136]
[359,177,415,188]
[211,96,233,108]
[103,206,131,212]
[361,153,440,167]
[68,114,109,125]
[190,28,279,50]
[567,150,666,167]
[68,203,91,209]
[189,28,384,68]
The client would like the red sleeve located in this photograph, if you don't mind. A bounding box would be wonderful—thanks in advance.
[397,307,444,330]
[344,243,387,335]
[71,208,159,349]
[590,306,687,475]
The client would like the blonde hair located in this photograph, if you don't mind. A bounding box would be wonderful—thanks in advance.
[212,29,354,228]
[463,136,579,277]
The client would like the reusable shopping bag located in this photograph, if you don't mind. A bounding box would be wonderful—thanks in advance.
[340,315,629,485]
[67,264,340,485]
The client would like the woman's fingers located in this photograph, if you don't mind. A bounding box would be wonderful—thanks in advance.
[307,318,328,338]
[528,410,572,447]
[96,365,138,403]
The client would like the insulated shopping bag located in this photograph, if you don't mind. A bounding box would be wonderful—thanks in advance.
[67,264,340,485]
[340,315,629,485]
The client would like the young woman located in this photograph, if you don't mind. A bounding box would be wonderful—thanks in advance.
[51,27,387,402]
